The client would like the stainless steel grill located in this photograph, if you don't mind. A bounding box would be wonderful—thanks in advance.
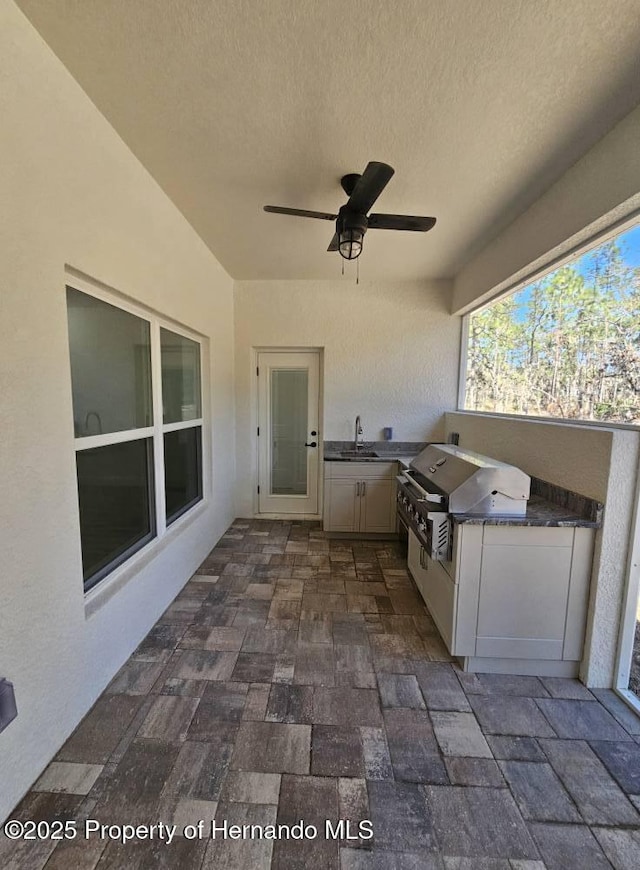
[396,444,530,561]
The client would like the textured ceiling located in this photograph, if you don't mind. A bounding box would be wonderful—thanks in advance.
[16,0,640,282]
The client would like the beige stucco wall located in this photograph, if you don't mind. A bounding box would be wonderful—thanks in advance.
[234,279,460,516]
[444,413,613,501]
[446,413,640,687]
[453,104,640,315]
[0,1,236,821]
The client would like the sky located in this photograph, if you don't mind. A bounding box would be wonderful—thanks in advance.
[576,223,640,277]
[618,224,640,267]
[481,222,640,318]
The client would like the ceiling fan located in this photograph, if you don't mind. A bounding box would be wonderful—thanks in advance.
[264,161,436,260]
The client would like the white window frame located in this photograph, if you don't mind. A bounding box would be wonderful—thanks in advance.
[67,275,206,594]
[614,465,640,716]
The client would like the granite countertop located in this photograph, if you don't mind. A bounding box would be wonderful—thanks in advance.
[323,452,417,468]
[323,440,425,469]
[451,494,602,528]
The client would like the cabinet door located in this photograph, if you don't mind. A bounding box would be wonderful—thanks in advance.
[475,541,572,660]
[360,479,396,533]
[408,529,456,652]
[408,529,427,589]
[324,478,360,532]
[422,555,457,653]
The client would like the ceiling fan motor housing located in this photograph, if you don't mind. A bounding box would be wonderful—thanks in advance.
[340,173,362,197]
[337,206,368,237]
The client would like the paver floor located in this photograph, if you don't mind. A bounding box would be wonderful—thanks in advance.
[3,519,640,869]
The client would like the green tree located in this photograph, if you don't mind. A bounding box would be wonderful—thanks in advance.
[466,236,640,424]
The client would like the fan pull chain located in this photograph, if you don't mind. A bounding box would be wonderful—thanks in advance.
[356,257,359,285]
[341,259,345,277]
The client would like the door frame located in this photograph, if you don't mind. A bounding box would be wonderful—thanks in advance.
[252,346,324,519]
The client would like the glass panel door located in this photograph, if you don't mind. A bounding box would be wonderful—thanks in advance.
[271,369,308,495]
[257,350,320,515]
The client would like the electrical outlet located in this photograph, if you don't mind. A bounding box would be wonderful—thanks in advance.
[0,679,17,733]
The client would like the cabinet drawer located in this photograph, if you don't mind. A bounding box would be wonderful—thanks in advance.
[325,461,397,480]
[483,525,574,548]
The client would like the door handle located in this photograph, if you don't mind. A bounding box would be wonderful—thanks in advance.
[356,482,360,497]
[304,441,317,447]
[361,481,366,496]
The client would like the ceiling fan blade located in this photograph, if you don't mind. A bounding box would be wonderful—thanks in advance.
[347,162,394,214]
[368,213,436,232]
[327,233,339,252]
[264,205,337,220]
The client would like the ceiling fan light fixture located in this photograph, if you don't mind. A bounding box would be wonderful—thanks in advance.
[338,228,364,260]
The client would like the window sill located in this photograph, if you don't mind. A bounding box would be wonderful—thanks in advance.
[84,499,207,620]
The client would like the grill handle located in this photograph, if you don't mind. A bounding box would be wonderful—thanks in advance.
[398,472,444,504]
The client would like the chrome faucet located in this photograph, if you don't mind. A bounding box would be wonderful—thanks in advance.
[354,415,363,451]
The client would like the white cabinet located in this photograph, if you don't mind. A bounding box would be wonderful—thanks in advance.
[407,521,595,678]
[360,478,395,532]
[408,530,457,651]
[324,478,360,532]
[324,462,397,534]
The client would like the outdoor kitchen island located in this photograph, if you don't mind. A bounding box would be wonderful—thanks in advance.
[396,445,604,678]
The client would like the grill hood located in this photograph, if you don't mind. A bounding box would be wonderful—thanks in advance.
[409,444,530,515]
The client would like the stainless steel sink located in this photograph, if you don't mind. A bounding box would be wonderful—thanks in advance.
[340,450,378,458]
